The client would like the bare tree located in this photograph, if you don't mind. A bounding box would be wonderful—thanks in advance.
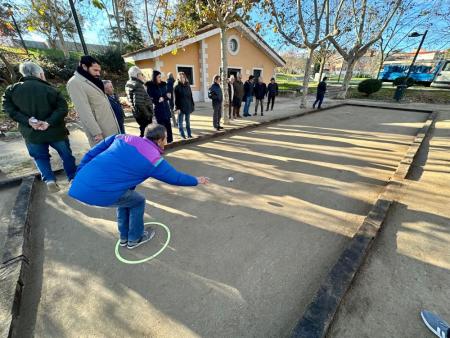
[265,0,344,107]
[328,0,402,98]
[167,0,255,124]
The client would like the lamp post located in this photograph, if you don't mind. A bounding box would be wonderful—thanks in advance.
[3,3,28,55]
[394,30,428,102]
[68,0,88,55]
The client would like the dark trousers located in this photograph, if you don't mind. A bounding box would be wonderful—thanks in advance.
[267,95,275,111]
[213,102,222,129]
[135,116,152,137]
[255,98,264,114]
[313,93,325,108]
[157,118,173,143]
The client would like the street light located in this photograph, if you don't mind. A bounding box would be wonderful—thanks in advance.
[68,0,88,55]
[394,30,428,102]
[3,3,28,55]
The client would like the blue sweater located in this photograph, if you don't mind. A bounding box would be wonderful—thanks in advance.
[69,135,198,206]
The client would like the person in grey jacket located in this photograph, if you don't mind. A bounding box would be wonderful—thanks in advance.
[208,74,223,131]
[125,66,154,137]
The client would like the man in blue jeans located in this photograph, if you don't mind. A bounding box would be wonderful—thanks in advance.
[243,75,255,117]
[69,124,209,249]
[2,62,76,192]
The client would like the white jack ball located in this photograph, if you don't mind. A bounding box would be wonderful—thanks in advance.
[228,177,234,182]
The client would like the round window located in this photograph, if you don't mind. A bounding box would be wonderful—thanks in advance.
[228,36,240,55]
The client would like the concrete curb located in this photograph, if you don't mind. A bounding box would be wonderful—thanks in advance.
[0,176,36,338]
[291,110,437,338]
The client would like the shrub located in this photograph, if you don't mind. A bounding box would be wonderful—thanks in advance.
[357,79,382,96]
[93,48,125,74]
[393,76,415,87]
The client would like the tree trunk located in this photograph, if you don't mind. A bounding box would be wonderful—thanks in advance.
[47,0,69,58]
[220,27,229,125]
[337,58,356,99]
[112,0,124,50]
[55,25,70,58]
[300,47,315,108]
[318,55,326,81]
[376,53,384,79]
[0,52,17,84]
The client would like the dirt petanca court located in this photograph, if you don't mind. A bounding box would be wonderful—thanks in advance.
[16,105,429,337]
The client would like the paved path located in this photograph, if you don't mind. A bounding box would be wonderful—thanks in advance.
[16,105,426,337]
[328,108,450,338]
[0,97,306,179]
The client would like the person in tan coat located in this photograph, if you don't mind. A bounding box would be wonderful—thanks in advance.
[67,56,121,146]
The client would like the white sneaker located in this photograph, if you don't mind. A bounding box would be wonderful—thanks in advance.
[46,180,60,193]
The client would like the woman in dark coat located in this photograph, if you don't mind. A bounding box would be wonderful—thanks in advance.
[174,72,194,139]
[146,70,173,143]
[166,72,177,127]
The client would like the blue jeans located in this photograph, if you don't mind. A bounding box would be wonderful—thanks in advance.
[110,190,146,242]
[25,139,77,182]
[243,96,253,115]
[178,112,192,138]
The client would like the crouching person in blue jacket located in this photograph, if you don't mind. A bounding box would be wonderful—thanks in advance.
[68,124,209,249]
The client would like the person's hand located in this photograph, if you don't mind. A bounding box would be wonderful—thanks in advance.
[29,117,39,129]
[197,177,209,185]
[167,93,171,99]
[94,133,104,143]
[38,121,49,131]
[159,97,164,102]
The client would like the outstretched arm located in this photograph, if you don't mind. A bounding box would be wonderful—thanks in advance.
[151,159,199,186]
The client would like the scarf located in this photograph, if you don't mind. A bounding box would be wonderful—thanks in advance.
[76,66,105,93]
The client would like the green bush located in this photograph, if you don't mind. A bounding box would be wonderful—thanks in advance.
[93,48,125,74]
[393,76,415,87]
[357,79,382,96]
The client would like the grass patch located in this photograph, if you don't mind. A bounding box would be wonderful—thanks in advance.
[348,87,450,104]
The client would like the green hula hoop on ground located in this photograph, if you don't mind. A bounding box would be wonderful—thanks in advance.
[115,221,171,265]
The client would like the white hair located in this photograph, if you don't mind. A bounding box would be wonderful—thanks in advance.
[19,62,44,77]
[102,80,112,85]
[128,66,143,79]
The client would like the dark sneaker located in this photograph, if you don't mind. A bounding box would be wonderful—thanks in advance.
[46,180,60,193]
[261,113,264,116]
[119,239,127,247]
[421,310,450,338]
[218,126,224,130]
[127,228,156,250]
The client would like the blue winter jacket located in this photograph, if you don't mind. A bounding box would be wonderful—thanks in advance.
[68,134,198,206]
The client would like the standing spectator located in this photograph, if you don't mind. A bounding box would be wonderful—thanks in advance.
[174,72,194,139]
[103,80,125,134]
[243,75,255,117]
[3,62,76,192]
[227,75,235,120]
[125,66,153,137]
[166,72,177,127]
[208,74,223,131]
[253,76,267,116]
[313,76,328,109]
[146,70,173,143]
[266,77,279,111]
[67,55,121,147]
[232,73,244,118]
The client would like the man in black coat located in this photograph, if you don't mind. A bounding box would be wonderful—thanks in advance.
[313,77,328,109]
[243,75,254,117]
[208,75,223,131]
[104,80,125,134]
[266,77,279,111]
[253,77,267,116]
